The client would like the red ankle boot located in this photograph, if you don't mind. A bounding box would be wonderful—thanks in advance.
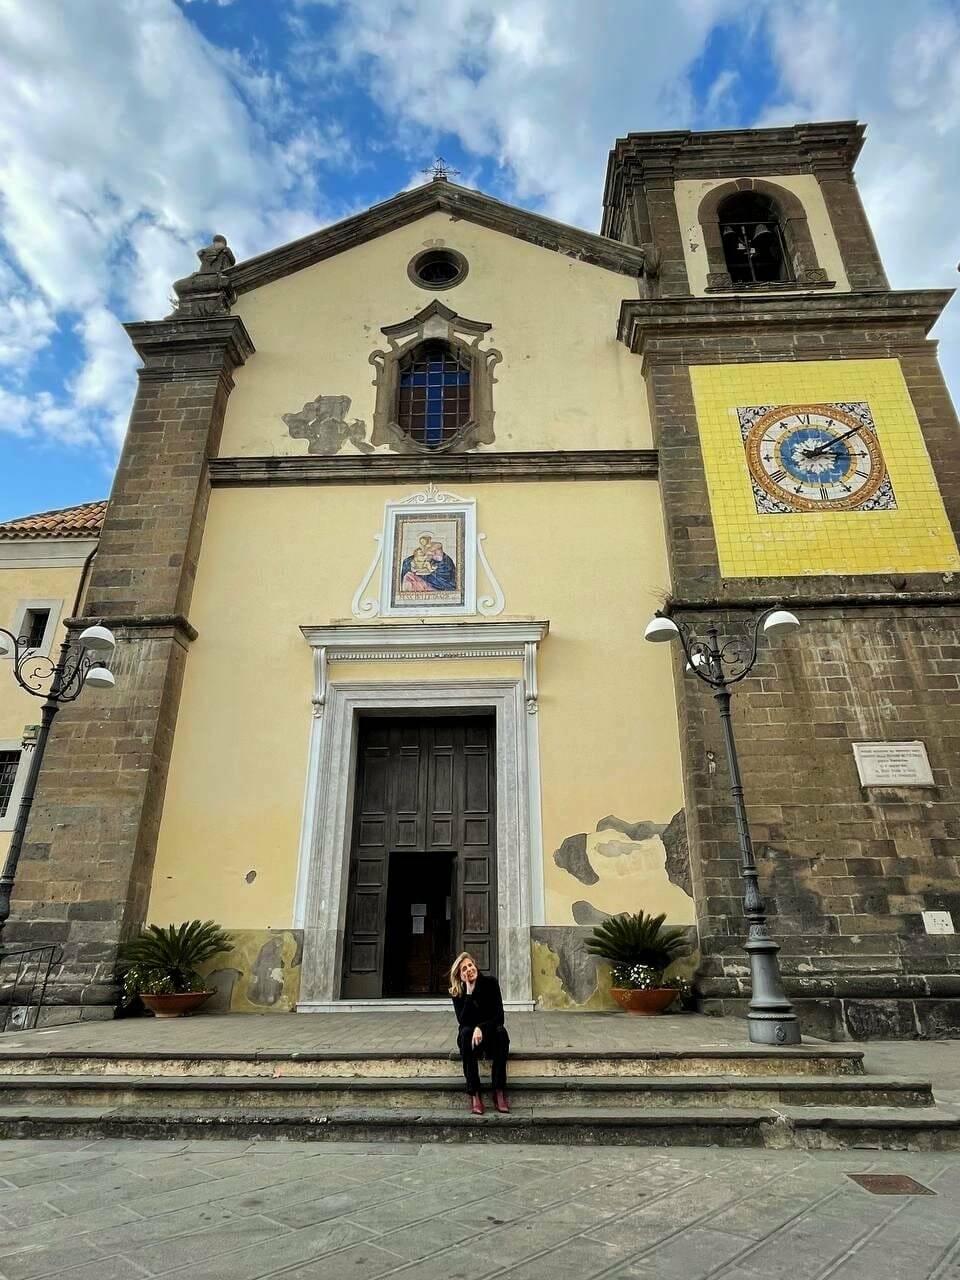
[494,1090,510,1113]
[470,1094,485,1115]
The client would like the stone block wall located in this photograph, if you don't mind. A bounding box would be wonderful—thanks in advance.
[11,317,254,1013]
[680,608,960,1038]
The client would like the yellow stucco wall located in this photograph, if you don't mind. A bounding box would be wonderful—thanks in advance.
[0,564,81,854]
[675,174,851,296]
[691,358,960,578]
[147,480,689,934]
[219,211,651,457]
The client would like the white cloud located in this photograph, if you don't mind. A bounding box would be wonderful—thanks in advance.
[0,0,335,458]
[322,0,960,407]
[0,293,56,367]
[757,0,960,411]
[1,0,958,477]
[322,0,740,228]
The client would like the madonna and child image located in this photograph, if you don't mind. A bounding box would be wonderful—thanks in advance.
[391,512,465,607]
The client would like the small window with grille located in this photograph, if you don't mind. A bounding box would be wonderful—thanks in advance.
[397,341,471,448]
[718,191,792,285]
[22,608,50,651]
[0,751,20,819]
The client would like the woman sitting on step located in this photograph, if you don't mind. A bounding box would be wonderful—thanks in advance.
[449,951,510,1116]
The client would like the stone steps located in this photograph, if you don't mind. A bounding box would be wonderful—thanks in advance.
[0,1024,947,1149]
[0,1046,866,1080]
[0,1102,956,1150]
[0,1072,930,1111]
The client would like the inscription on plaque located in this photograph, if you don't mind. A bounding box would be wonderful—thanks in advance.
[852,741,934,787]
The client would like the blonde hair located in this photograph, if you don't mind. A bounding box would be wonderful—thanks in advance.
[448,951,479,997]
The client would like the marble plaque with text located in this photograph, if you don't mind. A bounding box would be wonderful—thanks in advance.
[853,741,934,787]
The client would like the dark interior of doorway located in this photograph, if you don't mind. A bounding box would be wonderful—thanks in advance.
[383,851,454,997]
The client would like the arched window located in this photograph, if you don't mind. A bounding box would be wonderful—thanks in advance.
[397,341,471,449]
[718,192,792,285]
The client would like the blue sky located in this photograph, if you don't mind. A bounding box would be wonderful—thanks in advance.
[1,0,959,521]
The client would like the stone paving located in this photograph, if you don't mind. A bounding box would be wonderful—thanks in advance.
[8,1012,765,1057]
[0,1137,955,1279]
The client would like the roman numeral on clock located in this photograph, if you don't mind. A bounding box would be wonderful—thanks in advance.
[819,485,830,501]
[770,469,787,482]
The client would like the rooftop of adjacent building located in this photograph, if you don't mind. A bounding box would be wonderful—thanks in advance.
[0,500,107,541]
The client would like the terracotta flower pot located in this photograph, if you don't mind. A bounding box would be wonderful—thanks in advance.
[140,990,213,1018]
[610,987,678,1015]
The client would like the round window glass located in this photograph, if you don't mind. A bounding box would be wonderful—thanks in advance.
[408,249,468,290]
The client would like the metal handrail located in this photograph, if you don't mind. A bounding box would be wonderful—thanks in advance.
[0,943,63,1031]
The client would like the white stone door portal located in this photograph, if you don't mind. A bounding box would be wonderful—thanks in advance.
[293,622,547,1012]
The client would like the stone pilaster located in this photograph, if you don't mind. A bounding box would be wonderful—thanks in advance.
[12,317,254,1013]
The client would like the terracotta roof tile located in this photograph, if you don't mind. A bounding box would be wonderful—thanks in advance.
[0,500,107,540]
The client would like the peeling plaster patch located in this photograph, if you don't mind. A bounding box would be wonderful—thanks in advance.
[596,839,643,859]
[282,393,373,455]
[531,932,616,1010]
[248,936,285,1006]
[198,930,303,1013]
[661,809,691,896]
[554,814,697,925]
[553,833,597,885]
[597,816,665,842]
[204,967,240,1012]
[572,901,611,925]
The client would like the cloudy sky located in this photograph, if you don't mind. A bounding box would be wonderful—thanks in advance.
[0,0,958,520]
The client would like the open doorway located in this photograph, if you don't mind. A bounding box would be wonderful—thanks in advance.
[383,852,454,997]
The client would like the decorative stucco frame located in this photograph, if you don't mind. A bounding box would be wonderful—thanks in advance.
[698,178,833,292]
[294,622,548,1013]
[369,300,502,454]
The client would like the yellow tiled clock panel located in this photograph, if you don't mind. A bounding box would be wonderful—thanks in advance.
[689,358,960,578]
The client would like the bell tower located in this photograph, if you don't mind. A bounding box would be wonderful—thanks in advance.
[611,122,960,1039]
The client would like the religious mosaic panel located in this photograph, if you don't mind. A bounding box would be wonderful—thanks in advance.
[352,485,504,618]
[390,511,465,609]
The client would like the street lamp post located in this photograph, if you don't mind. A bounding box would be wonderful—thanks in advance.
[644,606,802,1046]
[0,621,116,949]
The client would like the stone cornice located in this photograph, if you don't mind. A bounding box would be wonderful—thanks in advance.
[208,450,658,487]
[618,289,955,356]
[601,121,866,236]
[68,613,199,642]
[301,620,549,649]
[664,593,960,614]
[229,180,650,293]
[123,315,256,375]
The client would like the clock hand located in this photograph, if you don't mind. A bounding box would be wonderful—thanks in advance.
[804,425,863,457]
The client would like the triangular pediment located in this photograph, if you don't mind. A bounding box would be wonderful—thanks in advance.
[230,180,648,295]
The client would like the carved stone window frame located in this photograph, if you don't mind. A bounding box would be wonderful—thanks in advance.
[369,300,502,454]
[699,178,834,292]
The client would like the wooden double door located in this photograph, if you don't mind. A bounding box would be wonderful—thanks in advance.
[341,715,497,999]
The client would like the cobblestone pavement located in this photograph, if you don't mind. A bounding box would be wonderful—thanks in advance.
[0,1138,955,1279]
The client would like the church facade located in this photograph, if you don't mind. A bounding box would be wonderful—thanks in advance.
[6,120,960,1038]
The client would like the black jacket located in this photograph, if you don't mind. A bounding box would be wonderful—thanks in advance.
[452,973,506,1041]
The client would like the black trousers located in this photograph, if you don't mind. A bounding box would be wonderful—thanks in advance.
[457,1025,509,1093]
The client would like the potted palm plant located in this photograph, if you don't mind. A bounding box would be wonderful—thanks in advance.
[585,910,692,1014]
[119,920,232,1018]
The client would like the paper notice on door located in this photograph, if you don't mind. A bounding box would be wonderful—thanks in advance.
[411,903,427,915]
[412,917,425,934]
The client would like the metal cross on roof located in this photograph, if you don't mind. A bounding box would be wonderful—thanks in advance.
[423,157,460,182]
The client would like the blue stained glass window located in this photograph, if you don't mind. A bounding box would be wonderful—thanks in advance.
[397,342,471,447]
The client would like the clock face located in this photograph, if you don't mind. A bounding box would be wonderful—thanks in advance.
[742,403,892,513]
